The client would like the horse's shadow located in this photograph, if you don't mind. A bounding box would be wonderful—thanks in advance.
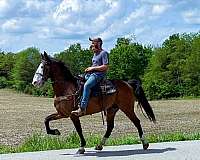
[62,147,176,157]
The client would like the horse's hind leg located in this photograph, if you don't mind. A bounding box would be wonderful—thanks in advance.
[44,113,64,135]
[95,105,119,151]
[70,115,86,154]
[120,107,149,150]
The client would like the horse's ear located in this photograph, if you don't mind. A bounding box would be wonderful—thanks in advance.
[44,51,48,57]
[41,53,44,60]
[43,51,50,62]
[89,37,93,41]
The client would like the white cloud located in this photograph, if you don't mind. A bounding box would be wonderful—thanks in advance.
[2,19,19,32]
[1,18,36,34]
[140,0,169,4]
[135,27,148,35]
[152,4,171,15]
[124,7,147,24]
[25,0,45,10]
[93,1,119,24]
[53,0,84,24]
[0,0,8,10]
[50,0,127,40]
[138,26,176,45]
[0,39,6,46]
[0,0,199,53]
[0,0,10,18]
[182,9,200,25]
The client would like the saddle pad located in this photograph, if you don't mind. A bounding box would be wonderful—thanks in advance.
[91,80,116,96]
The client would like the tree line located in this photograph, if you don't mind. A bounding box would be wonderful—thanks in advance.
[0,32,200,100]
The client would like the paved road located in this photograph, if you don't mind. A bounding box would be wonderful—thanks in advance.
[1,140,200,160]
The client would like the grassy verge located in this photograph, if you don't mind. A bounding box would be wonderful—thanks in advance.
[1,132,200,154]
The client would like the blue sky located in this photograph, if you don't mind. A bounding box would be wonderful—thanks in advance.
[0,0,199,54]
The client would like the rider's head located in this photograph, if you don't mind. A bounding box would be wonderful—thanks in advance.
[89,37,103,53]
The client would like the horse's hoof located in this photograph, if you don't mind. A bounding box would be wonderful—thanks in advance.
[143,143,149,150]
[76,148,85,154]
[47,129,61,135]
[95,144,103,151]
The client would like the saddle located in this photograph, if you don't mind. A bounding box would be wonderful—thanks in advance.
[91,79,117,96]
[77,74,116,97]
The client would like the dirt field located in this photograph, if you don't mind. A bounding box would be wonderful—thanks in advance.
[1,89,200,146]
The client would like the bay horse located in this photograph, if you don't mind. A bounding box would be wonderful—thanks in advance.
[32,51,156,154]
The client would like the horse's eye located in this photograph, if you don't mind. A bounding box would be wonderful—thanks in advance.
[41,66,44,69]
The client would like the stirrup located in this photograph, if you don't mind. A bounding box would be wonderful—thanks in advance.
[71,108,86,116]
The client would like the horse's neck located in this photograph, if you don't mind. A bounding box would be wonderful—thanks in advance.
[50,66,77,97]
[52,81,76,97]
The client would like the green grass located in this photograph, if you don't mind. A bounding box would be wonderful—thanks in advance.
[1,132,200,154]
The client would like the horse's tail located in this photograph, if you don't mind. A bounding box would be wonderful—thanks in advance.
[128,79,156,123]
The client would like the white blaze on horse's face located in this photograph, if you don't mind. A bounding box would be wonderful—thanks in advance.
[32,63,45,87]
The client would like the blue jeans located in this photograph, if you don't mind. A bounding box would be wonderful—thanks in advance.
[81,73,104,109]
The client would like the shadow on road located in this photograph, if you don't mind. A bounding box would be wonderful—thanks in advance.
[62,147,176,157]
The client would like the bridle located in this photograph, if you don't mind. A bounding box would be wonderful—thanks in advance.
[36,59,82,109]
[35,60,50,81]
[35,72,44,78]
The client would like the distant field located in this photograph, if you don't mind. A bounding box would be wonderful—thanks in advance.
[1,89,200,146]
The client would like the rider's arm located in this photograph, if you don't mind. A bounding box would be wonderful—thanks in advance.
[85,64,108,72]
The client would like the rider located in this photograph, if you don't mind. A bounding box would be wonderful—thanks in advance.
[71,37,109,116]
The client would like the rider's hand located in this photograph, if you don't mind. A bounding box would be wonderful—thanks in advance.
[85,67,95,72]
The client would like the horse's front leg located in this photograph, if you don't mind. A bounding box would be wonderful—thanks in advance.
[44,113,64,135]
[70,115,86,154]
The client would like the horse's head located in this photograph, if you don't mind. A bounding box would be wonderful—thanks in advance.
[32,51,76,88]
[32,51,51,87]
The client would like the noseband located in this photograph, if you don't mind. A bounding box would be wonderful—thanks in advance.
[35,72,44,77]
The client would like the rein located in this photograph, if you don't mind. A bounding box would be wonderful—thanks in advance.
[53,79,81,110]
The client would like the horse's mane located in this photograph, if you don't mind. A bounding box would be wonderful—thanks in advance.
[52,58,77,86]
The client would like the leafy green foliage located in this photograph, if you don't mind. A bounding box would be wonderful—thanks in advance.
[0,52,16,88]
[182,34,200,96]
[108,38,152,80]
[30,80,53,97]
[55,43,92,75]
[0,52,16,77]
[1,32,200,100]
[0,77,9,88]
[11,47,40,91]
[143,32,200,99]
